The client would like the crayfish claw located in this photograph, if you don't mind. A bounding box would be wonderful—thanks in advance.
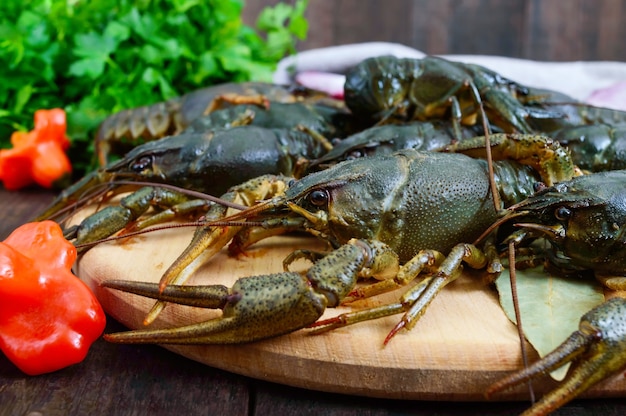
[487,297,626,415]
[103,272,328,345]
[103,316,242,345]
[102,280,230,309]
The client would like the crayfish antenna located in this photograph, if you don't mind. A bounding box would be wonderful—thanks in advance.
[476,93,502,213]
[506,240,536,404]
[109,180,250,211]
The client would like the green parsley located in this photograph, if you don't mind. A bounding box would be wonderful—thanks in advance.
[0,0,308,174]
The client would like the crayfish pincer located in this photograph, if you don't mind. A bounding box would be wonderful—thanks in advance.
[101,134,577,345]
[485,170,626,415]
[103,239,401,343]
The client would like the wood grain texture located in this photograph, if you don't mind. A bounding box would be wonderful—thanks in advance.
[412,0,526,56]
[525,0,583,61]
[297,0,335,49]
[0,189,55,239]
[580,0,626,61]
[243,0,626,61]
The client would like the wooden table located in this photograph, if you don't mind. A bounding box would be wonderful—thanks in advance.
[1,187,626,415]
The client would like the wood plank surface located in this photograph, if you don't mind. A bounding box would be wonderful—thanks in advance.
[411,0,527,56]
[243,0,626,61]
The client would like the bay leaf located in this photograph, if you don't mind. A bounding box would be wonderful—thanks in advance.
[495,266,604,380]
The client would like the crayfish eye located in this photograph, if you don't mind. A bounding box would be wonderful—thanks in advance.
[308,189,329,206]
[533,182,547,193]
[130,155,153,172]
[555,206,572,221]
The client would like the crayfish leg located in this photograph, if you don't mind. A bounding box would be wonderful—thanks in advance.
[384,243,489,344]
[312,244,490,345]
[309,303,406,334]
[143,221,242,325]
[203,93,270,115]
[343,250,445,303]
[69,186,208,254]
[487,297,626,416]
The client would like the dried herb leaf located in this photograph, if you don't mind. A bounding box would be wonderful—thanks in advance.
[495,266,604,380]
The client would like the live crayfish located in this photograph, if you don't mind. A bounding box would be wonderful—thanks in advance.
[308,121,483,169]
[485,170,626,415]
[96,133,577,342]
[42,55,626,415]
[311,119,626,173]
[95,81,346,165]
[39,94,358,224]
[40,125,334,242]
[183,101,361,140]
[95,137,626,416]
[343,55,626,137]
[38,93,358,217]
[343,55,564,135]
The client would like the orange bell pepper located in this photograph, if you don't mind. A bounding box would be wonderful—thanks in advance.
[0,109,72,190]
[0,221,106,375]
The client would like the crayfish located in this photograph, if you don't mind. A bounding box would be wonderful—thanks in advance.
[95,81,346,165]
[39,55,626,416]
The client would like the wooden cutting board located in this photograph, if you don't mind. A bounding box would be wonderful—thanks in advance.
[72,214,626,401]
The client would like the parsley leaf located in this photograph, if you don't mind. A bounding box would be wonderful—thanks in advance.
[0,0,309,175]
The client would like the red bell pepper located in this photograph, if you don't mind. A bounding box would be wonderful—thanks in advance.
[0,108,72,190]
[0,221,106,375]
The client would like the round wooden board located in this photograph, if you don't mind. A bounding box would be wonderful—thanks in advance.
[73,216,626,401]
